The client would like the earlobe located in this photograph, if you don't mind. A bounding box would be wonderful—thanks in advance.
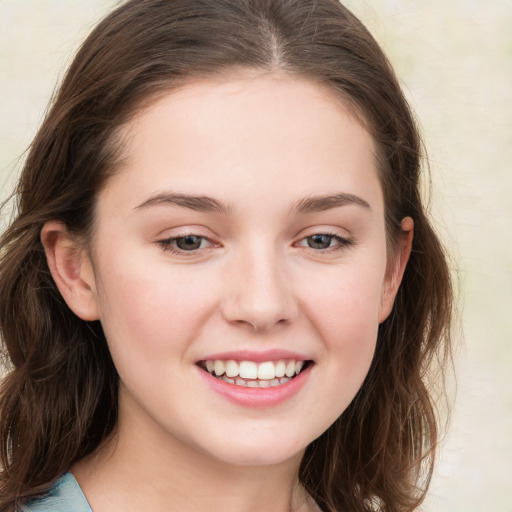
[41,221,99,321]
[378,217,414,323]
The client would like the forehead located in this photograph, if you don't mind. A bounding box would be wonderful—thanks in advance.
[101,73,383,218]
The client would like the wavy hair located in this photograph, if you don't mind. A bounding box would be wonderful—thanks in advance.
[0,1,453,510]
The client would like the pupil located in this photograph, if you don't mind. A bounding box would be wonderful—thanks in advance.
[309,235,331,249]
[177,235,202,250]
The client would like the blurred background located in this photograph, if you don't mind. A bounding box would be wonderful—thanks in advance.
[1,1,511,510]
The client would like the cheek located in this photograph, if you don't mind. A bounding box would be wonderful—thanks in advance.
[300,259,384,335]
[288,268,382,437]
[315,286,379,375]
[297,259,384,380]
[93,253,219,356]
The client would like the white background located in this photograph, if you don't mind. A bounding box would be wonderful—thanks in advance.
[1,1,511,510]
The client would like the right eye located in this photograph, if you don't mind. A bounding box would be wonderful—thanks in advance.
[157,235,214,254]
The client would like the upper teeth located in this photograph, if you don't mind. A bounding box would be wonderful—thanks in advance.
[205,359,305,380]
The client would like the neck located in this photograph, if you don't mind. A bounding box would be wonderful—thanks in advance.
[72,400,315,512]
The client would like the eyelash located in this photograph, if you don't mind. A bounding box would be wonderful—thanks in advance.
[295,232,353,252]
[157,232,353,256]
[157,235,216,255]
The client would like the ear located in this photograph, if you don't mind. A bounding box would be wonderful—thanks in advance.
[378,217,414,323]
[41,221,99,321]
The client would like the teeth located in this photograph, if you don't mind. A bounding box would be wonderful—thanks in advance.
[225,360,239,378]
[285,361,296,378]
[257,361,275,380]
[275,360,286,378]
[203,358,308,385]
[221,376,292,388]
[214,360,225,376]
[239,361,258,379]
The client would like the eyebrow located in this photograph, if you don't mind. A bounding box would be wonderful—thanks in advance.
[135,191,370,215]
[289,192,371,214]
[135,193,232,214]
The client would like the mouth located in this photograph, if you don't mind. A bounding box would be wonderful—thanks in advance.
[197,358,312,388]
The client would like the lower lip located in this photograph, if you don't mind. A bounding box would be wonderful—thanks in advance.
[196,364,312,408]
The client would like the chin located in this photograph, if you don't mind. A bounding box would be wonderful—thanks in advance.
[201,432,308,468]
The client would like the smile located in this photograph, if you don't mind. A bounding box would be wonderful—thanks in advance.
[198,359,311,388]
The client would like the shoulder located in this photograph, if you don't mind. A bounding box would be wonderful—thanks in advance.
[20,473,92,512]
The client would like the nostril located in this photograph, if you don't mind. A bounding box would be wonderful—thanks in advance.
[220,274,299,332]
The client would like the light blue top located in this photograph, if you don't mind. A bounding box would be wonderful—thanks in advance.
[21,472,92,512]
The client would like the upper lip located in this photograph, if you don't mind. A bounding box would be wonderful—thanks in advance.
[197,349,312,363]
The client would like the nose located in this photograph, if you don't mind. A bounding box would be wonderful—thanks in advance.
[221,245,299,332]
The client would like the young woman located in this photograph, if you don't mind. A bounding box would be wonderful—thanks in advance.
[0,1,453,511]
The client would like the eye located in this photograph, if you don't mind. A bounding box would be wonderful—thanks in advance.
[297,233,353,252]
[157,235,214,254]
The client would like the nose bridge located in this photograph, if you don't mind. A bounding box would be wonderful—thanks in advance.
[222,238,298,331]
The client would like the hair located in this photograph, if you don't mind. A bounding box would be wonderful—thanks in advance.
[0,1,453,511]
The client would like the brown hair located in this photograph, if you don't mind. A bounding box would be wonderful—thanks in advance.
[0,1,453,510]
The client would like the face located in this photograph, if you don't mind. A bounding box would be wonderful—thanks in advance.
[60,73,408,468]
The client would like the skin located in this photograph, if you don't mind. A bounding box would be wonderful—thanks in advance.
[42,72,413,512]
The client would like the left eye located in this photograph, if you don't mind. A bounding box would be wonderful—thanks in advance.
[158,235,212,253]
[297,234,351,251]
